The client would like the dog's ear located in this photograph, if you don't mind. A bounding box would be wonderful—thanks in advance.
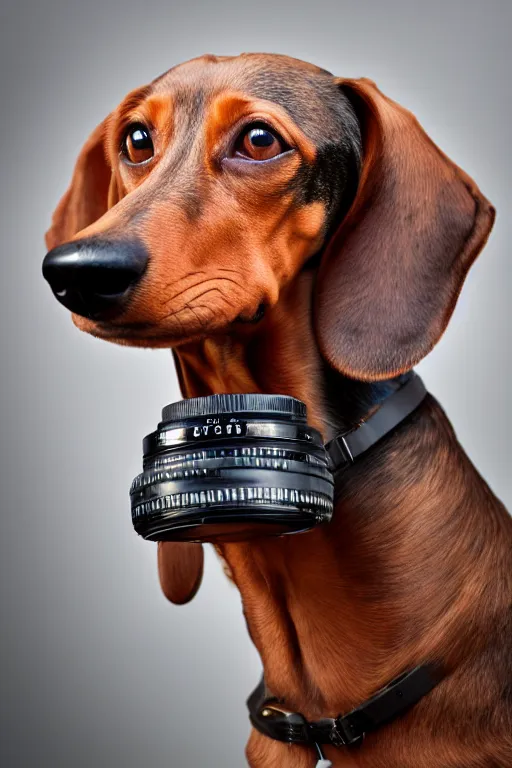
[158,542,204,605]
[314,78,495,381]
[45,116,120,250]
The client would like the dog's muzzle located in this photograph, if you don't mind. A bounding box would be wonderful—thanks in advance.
[130,394,334,543]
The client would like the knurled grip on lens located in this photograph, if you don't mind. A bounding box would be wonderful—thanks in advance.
[161,393,306,422]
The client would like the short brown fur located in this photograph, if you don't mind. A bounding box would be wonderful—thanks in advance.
[45,53,512,767]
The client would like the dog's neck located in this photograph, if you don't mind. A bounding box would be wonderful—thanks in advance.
[173,269,400,439]
[173,271,511,759]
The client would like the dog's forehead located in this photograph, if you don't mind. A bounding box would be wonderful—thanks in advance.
[147,53,341,139]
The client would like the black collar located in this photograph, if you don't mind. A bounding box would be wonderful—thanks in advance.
[325,372,427,473]
[247,373,444,763]
[248,663,444,751]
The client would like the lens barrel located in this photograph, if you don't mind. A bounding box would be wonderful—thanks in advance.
[130,393,334,543]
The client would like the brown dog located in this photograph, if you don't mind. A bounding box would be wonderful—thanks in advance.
[43,54,512,767]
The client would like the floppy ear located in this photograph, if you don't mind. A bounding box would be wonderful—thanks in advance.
[314,78,495,381]
[45,116,120,250]
[158,542,204,605]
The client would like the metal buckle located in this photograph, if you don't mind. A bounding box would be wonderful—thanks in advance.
[330,718,365,748]
[339,436,354,463]
[326,434,353,470]
[259,703,310,742]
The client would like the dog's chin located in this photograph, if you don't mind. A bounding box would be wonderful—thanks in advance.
[71,304,267,348]
[72,314,218,348]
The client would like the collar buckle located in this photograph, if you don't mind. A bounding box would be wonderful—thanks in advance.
[248,663,444,752]
[325,373,428,475]
[330,718,364,747]
[325,434,354,470]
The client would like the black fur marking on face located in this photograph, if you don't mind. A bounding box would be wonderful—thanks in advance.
[293,142,352,209]
[289,136,361,237]
[286,87,362,233]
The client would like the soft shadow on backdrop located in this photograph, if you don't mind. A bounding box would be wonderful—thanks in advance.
[0,0,510,765]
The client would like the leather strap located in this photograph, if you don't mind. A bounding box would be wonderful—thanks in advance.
[325,373,427,472]
[248,664,444,748]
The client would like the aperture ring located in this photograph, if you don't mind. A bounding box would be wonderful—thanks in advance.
[147,445,327,470]
[132,456,332,493]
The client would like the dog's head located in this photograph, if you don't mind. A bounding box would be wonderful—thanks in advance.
[43,52,495,381]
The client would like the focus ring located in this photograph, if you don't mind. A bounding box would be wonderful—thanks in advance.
[132,486,333,518]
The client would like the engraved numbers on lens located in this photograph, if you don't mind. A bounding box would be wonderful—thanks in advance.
[191,422,245,438]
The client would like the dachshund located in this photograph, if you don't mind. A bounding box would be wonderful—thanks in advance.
[43,53,512,767]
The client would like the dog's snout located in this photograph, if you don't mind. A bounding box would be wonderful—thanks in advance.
[42,238,148,319]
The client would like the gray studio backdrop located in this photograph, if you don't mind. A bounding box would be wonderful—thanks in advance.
[1,0,510,766]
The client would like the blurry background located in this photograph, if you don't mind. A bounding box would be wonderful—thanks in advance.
[0,0,510,765]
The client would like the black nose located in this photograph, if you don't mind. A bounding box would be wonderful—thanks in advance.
[42,238,148,319]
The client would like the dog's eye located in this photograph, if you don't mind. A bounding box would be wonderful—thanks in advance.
[235,124,288,161]
[122,123,154,164]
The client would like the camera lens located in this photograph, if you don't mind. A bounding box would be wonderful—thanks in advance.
[130,393,334,543]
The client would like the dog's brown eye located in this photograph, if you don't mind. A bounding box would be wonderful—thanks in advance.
[236,125,287,161]
[122,123,154,164]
